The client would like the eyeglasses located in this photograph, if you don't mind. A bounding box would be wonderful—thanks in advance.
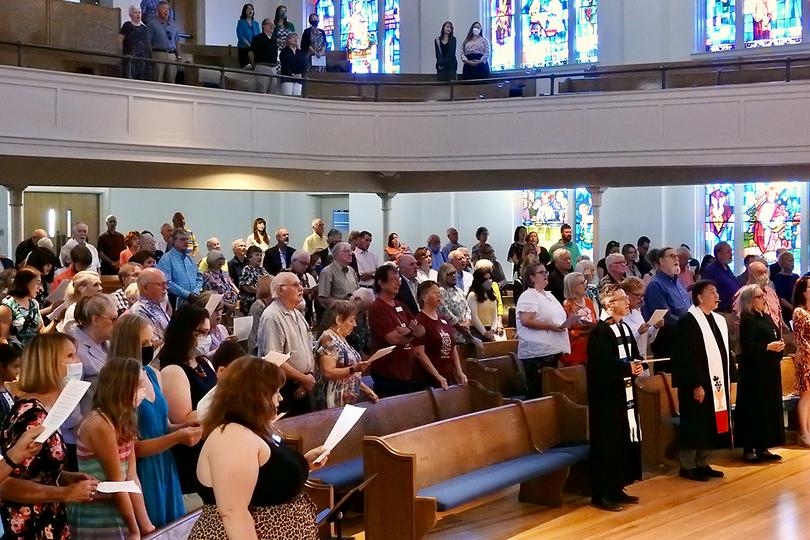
[99,315,118,323]
[534,270,548,276]
[148,281,169,288]
[447,271,458,276]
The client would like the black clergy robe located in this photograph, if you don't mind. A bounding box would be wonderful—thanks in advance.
[734,311,785,451]
[671,311,735,450]
[586,319,643,498]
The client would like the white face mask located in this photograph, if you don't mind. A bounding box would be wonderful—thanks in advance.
[194,335,212,356]
[65,363,83,384]
[472,27,481,36]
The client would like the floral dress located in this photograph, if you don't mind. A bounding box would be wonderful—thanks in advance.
[202,270,239,307]
[2,296,42,348]
[792,307,810,393]
[239,265,269,314]
[0,398,70,540]
[314,329,363,409]
[438,286,473,343]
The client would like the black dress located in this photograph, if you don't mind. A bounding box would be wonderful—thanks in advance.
[120,21,151,80]
[170,359,217,494]
[672,312,735,450]
[586,320,643,498]
[434,36,457,81]
[734,311,785,451]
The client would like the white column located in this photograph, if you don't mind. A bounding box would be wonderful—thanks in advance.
[7,186,25,249]
[587,186,606,260]
[377,192,397,244]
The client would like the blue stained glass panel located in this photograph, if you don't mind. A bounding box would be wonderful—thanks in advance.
[491,0,516,71]
[705,183,736,261]
[574,0,598,63]
[705,0,736,51]
[742,182,801,268]
[315,0,336,50]
[521,0,569,67]
[743,0,802,49]
[574,188,593,259]
[383,0,400,73]
[340,0,379,73]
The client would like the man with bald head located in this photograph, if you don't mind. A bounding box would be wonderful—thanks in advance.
[733,259,783,330]
[97,214,125,275]
[59,222,100,272]
[449,249,473,293]
[396,254,420,315]
[198,237,227,272]
[129,267,171,342]
[15,228,47,267]
[318,242,358,308]
[264,227,296,276]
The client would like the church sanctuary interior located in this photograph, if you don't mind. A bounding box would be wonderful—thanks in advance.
[3,0,810,539]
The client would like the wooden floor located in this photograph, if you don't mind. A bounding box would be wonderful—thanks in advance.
[418,446,810,540]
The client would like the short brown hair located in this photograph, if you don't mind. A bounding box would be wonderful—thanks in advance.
[118,262,142,282]
[18,333,76,394]
[203,356,285,439]
[256,275,274,301]
[7,267,41,298]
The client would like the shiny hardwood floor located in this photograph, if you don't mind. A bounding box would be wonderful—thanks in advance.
[417,446,810,540]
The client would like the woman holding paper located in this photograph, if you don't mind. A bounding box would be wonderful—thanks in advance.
[159,305,217,495]
[110,315,198,528]
[619,277,664,358]
[190,357,327,540]
[194,292,232,357]
[70,357,155,538]
[0,333,99,539]
[561,272,597,366]
[314,300,377,408]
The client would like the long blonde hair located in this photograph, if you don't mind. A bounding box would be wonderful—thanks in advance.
[109,314,149,362]
[66,270,101,304]
[18,333,76,394]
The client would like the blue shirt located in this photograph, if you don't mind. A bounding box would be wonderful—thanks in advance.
[700,261,740,311]
[642,272,690,326]
[157,248,202,300]
[441,241,461,260]
[147,17,178,52]
[237,19,260,48]
[430,247,447,271]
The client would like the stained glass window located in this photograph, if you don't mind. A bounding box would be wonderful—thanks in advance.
[574,188,593,258]
[574,0,598,63]
[382,0,400,73]
[315,0,336,51]
[705,183,736,260]
[705,0,736,51]
[520,189,570,250]
[340,0,379,73]
[742,182,801,267]
[521,0,569,67]
[491,0,516,70]
[743,0,802,48]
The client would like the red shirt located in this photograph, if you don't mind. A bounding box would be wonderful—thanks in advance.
[368,297,416,382]
[415,312,456,384]
[52,266,77,290]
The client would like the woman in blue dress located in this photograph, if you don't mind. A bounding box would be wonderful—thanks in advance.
[109,314,202,527]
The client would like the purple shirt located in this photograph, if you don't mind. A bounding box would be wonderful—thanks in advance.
[700,261,740,311]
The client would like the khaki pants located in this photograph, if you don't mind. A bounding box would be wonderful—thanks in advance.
[281,80,302,96]
[254,64,278,94]
[151,51,177,83]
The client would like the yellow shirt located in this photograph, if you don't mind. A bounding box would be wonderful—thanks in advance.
[493,282,504,317]
[198,259,228,273]
[302,233,328,254]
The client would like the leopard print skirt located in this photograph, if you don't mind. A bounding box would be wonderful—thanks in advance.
[187,493,319,539]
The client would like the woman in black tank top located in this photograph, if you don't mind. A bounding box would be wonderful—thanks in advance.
[189,357,330,540]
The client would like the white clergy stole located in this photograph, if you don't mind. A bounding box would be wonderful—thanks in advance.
[610,320,641,443]
[687,305,731,435]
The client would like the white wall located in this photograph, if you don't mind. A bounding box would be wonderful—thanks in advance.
[204,0,304,46]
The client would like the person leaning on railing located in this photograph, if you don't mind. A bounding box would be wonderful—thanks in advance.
[147,0,180,84]
[120,5,152,80]
[279,32,307,96]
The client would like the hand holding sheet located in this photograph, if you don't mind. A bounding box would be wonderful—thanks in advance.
[232,316,252,342]
[314,404,366,464]
[205,294,223,316]
[35,380,91,443]
[46,279,70,304]
[560,315,582,329]
[647,309,668,326]
[264,351,291,366]
[97,481,141,494]
[366,345,396,363]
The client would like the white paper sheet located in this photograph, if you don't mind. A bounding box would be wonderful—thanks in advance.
[314,404,366,464]
[366,345,396,363]
[642,357,671,363]
[264,351,291,366]
[311,55,326,67]
[97,481,142,494]
[560,314,582,329]
[35,379,91,443]
[46,279,70,304]
[232,316,252,342]
[646,309,669,326]
[204,294,223,316]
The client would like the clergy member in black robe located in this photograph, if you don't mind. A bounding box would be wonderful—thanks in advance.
[586,285,645,511]
[734,285,785,462]
[672,280,734,481]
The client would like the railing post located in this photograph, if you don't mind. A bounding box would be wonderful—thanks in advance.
[786,57,792,82]
[16,41,22,67]
[374,83,379,102]
[450,81,455,101]
[549,75,555,96]
[661,66,667,89]
[220,67,226,89]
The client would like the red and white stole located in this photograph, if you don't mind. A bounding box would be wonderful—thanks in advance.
[688,305,730,434]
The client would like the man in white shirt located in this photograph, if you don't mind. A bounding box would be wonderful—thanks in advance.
[448,250,473,293]
[155,223,172,253]
[354,230,379,288]
[59,222,100,272]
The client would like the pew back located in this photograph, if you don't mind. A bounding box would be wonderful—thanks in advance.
[465,353,526,397]
[518,394,589,450]
[541,365,588,405]
[480,339,518,358]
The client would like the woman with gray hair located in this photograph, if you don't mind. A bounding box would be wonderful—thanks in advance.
[561,272,597,366]
[734,283,786,463]
[120,5,151,80]
[575,259,600,311]
[437,263,475,346]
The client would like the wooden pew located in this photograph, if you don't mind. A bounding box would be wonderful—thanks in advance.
[101,275,120,294]
[363,395,589,539]
[479,339,518,358]
[635,373,679,474]
[465,353,526,398]
[541,365,588,405]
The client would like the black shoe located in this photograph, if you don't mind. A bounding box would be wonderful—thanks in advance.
[743,452,761,463]
[679,468,709,482]
[612,490,640,504]
[591,497,623,512]
[756,450,782,462]
[697,465,724,478]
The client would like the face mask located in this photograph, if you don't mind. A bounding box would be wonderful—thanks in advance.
[65,362,83,384]
[141,345,154,366]
[483,280,493,290]
[472,27,481,36]
[194,335,212,357]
